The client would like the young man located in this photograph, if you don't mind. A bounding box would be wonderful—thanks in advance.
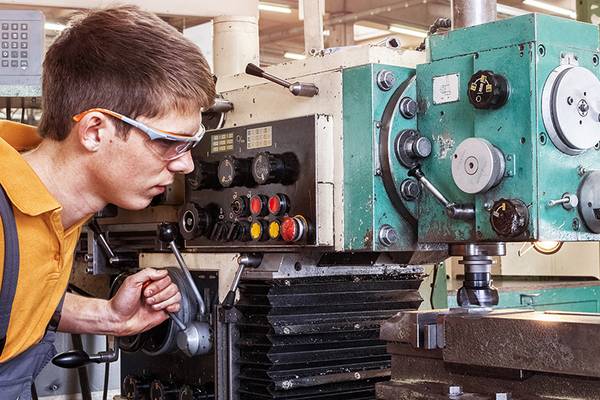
[0,5,215,398]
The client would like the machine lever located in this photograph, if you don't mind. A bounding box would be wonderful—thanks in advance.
[223,253,263,310]
[408,166,475,220]
[245,63,319,97]
[158,223,207,317]
[53,337,119,369]
[88,219,134,265]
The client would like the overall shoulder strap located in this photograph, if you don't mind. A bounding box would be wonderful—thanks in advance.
[0,184,19,355]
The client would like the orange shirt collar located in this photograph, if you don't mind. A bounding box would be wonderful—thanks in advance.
[0,124,61,216]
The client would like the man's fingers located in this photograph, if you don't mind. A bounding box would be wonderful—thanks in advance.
[165,303,181,313]
[146,283,179,306]
[143,275,172,297]
[128,268,168,287]
[151,291,182,311]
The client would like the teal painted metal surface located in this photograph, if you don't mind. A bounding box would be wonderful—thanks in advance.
[448,284,600,313]
[417,14,600,243]
[342,64,419,251]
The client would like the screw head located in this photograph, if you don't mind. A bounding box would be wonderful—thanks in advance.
[400,179,421,201]
[376,70,396,91]
[399,97,417,119]
[378,224,398,246]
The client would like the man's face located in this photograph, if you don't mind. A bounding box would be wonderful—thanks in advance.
[97,110,198,210]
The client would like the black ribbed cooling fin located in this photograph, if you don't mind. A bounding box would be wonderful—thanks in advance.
[235,273,423,399]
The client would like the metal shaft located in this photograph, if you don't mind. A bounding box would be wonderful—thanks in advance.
[451,0,497,29]
[168,312,186,331]
[169,241,206,316]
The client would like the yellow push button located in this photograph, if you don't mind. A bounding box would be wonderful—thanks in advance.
[268,220,281,240]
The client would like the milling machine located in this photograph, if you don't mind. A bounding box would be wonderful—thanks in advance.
[58,8,600,400]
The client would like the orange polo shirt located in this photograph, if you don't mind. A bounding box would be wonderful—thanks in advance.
[0,121,88,362]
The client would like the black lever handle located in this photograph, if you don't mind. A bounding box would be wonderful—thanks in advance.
[245,63,266,78]
[245,63,319,97]
[52,350,90,368]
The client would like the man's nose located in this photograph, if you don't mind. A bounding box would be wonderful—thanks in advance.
[167,151,194,174]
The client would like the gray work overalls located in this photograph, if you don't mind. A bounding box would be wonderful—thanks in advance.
[0,184,64,400]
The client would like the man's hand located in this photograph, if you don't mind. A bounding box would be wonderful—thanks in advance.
[109,268,181,336]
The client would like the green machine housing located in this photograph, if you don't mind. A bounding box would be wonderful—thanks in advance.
[416,14,600,244]
[342,64,441,255]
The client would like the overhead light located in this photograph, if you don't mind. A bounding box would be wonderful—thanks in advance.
[388,24,427,38]
[283,51,306,60]
[497,4,528,16]
[522,0,576,18]
[259,2,292,14]
[45,22,66,31]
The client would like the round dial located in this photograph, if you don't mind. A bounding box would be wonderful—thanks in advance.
[490,199,529,237]
[251,152,285,185]
[467,70,509,110]
[218,156,252,188]
[187,160,219,190]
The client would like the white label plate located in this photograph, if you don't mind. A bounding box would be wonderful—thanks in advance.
[433,73,460,104]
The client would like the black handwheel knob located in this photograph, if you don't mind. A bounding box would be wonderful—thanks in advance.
[158,222,178,243]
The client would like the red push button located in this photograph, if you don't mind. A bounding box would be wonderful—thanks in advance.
[281,215,307,242]
[250,194,268,216]
[268,193,289,216]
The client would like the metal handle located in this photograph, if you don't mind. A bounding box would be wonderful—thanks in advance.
[408,166,475,220]
[158,223,207,317]
[223,253,263,310]
[245,63,319,97]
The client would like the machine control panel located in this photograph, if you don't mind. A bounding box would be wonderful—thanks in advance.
[181,115,329,250]
[0,10,44,94]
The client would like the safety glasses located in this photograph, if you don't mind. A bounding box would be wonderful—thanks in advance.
[72,107,205,161]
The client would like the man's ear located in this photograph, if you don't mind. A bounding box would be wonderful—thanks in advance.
[76,112,112,152]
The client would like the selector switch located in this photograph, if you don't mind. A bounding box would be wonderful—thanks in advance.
[251,152,299,185]
[467,70,509,110]
[218,156,253,188]
[187,160,219,190]
[231,196,250,217]
[227,221,251,242]
[490,198,529,237]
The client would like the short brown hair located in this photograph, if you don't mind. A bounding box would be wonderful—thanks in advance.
[39,5,215,140]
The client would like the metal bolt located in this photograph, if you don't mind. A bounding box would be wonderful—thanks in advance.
[412,136,432,159]
[484,202,493,211]
[48,384,60,391]
[448,385,463,396]
[400,179,421,201]
[567,96,574,105]
[281,380,293,390]
[378,225,398,247]
[354,372,361,379]
[577,166,587,176]
[375,168,382,176]
[283,327,291,335]
[399,97,417,119]
[376,70,396,91]
[85,266,93,274]
[496,393,512,400]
